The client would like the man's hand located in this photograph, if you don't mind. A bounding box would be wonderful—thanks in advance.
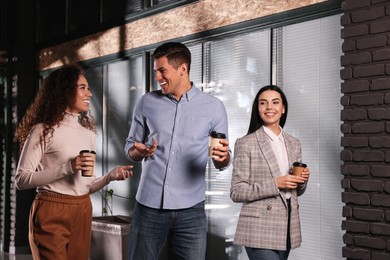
[129,140,158,161]
[211,139,230,169]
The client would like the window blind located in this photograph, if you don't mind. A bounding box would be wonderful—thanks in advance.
[279,14,343,260]
[203,30,271,257]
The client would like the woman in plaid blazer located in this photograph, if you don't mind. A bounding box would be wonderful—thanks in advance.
[230,85,310,260]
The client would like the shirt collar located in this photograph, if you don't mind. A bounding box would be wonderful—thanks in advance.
[167,82,197,102]
[263,126,284,142]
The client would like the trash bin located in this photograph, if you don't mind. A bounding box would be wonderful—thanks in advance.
[89,215,131,260]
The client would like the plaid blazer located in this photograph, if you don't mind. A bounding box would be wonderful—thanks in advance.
[230,127,307,250]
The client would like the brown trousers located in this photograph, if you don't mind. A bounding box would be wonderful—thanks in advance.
[29,191,92,260]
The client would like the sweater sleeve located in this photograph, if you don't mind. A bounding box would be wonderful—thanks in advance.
[89,166,125,193]
[89,174,112,194]
[15,125,74,190]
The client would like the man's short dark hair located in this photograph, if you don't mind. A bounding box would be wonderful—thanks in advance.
[153,42,191,73]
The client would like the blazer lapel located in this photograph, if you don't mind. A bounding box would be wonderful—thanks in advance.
[255,128,282,179]
[283,132,296,167]
[256,127,292,206]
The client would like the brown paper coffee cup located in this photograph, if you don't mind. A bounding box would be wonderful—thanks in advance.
[292,162,307,177]
[79,150,96,177]
[208,131,226,158]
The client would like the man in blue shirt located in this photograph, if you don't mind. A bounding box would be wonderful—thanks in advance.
[125,42,231,259]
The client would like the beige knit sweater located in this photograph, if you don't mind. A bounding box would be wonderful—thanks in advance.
[15,113,113,195]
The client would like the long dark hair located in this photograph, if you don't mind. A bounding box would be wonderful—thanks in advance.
[247,85,288,135]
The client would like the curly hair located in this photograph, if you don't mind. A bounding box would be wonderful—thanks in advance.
[15,64,96,152]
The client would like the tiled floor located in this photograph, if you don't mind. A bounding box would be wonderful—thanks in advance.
[0,253,32,260]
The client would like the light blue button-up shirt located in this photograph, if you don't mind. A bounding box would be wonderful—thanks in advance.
[124,85,230,209]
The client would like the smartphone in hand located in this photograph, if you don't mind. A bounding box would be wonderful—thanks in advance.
[145,132,158,148]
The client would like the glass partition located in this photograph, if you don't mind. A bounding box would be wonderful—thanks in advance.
[87,13,342,260]
[105,56,145,216]
[84,66,105,216]
[84,56,145,216]
[203,30,271,259]
[279,15,343,260]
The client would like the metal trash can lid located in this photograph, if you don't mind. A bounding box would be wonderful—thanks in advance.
[91,216,131,236]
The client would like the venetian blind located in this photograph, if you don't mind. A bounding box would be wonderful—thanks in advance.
[203,29,271,257]
[278,14,344,260]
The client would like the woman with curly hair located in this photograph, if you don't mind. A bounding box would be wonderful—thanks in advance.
[15,64,133,260]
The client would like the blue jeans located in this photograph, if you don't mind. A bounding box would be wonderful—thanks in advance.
[128,201,207,260]
[245,247,290,260]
